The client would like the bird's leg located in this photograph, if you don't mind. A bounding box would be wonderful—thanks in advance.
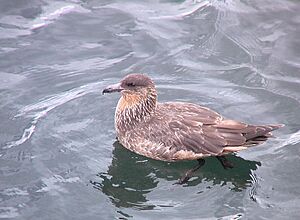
[175,159,205,185]
[216,156,234,169]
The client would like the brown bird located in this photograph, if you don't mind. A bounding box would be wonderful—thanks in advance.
[103,73,283,184]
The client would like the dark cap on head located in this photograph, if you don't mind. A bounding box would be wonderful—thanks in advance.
[120,73,154,88]
[102,73,154,94]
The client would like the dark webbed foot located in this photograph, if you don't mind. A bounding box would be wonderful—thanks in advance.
[175,159,205,185]
[216,156,234,169]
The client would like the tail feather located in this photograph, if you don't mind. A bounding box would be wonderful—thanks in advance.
[244,124,284,140]
[222,124,284,153]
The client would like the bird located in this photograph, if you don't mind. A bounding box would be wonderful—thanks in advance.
[102,73,283,184]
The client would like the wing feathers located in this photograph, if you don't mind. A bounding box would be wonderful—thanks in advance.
[133,102,283,161]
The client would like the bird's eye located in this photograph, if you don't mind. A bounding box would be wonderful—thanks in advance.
[127,82,135,87]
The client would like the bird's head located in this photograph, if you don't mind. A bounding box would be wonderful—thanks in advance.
[103,73,157,102]
[103,73,158,120]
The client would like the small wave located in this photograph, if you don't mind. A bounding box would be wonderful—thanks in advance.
[213,9,258,64]
[58,53,133,77]
[0,72,26,89]
[281,129,300,147]
[149,0,211,20]
[252,130,300,157]
[0,207,19,219]
[4,81,104,149]
[104,0,210,20]
[30,2,90,30]
[30,53,134,78]
[0,1,90,39]
[103,0,211,41]
[249,171,259,202]
[36,175,81,194]
[1,187,29,197]
[218,213,244,220]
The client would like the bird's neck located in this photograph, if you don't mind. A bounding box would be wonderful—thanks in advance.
[115,88,157,133]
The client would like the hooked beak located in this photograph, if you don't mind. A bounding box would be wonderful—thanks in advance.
[102,82,124,94]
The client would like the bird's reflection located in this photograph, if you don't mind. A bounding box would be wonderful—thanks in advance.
[90,141,261,209]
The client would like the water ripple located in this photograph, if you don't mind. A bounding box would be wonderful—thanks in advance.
[105,0,210,20]
[281,130,300,147]
[4,81,104,149]
[0,1,89,39]
[1,187,28,197]
[102,0,211,41]
[0,207,19,219]
[36,175,81,194]
[249,171,259,202]
[58,53,134,77]
[149,0,211,20]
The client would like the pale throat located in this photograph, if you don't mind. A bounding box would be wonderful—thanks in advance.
[115,89,157,132]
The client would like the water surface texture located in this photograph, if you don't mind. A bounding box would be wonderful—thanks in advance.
[1,0,300,219]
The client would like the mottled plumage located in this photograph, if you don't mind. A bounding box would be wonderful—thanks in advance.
[103,74,283,163]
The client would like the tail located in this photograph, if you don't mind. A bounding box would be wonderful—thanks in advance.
[222,123,284,153]
[244,124,284,145]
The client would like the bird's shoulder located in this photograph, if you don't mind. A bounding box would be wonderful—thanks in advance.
[154,101,222,125]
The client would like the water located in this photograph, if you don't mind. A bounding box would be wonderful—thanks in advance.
[1,0,300,219]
